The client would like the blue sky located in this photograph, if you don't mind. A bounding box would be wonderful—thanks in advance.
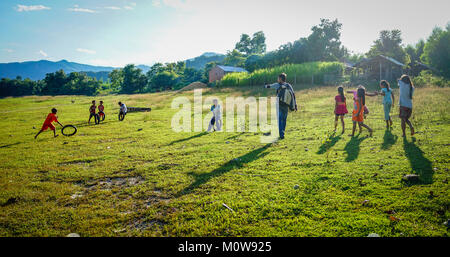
[0,0,449,67]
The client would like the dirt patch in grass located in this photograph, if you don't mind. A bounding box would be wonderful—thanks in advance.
[75,175,145,190]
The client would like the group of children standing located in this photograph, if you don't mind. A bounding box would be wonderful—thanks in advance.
[88,100,105,124]
[334,74,415,137]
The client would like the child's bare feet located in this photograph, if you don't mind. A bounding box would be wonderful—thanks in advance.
[54,134,59,138]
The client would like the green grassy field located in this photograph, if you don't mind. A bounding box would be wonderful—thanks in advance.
[0,84,449,237]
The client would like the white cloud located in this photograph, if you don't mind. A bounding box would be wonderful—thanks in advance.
[38,50,48,57]
[105,6,121,10]
[16,5,51,12]
[68,5,97,13]
[3,49,14,53]
[152,0,161,7]
[124,2,137,10]
[76,48,96,54]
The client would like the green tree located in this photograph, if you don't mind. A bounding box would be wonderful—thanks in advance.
[421,24,450,78]
[121,64,148,93]
[405,40,425,76]
[151,71,179,91]
[223,49,246,67]
[235,31,266,56]
[42,69,67,95]
[367,29,409,64]
[305,19,348,62]
[108,69,124,92]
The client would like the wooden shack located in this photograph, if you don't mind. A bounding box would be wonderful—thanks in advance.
[352,55,405,81]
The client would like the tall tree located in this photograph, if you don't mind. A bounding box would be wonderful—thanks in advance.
[235,31,267,56]
[305,19,348,61]
[421,24,450,78]
[223,49,246,67]
[367,29,409,64]
[405,40,425,75]
[121,64,148,94]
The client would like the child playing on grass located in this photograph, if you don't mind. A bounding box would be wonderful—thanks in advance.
[34,108,63,139]
[88,100,96,124]
[98,100,105,120]
[347,85,377,133]
[118,101,127,120]
[350,87,373,137]
[398,75,415,137]
[334,86,348,134]
[378,80,395,129]
[207,99,222,132]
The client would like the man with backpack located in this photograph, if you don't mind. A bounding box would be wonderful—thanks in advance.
[264,73,297,139]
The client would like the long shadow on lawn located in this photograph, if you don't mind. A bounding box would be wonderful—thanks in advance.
[176,144,271,197]
[381,129,398,150]
[403,137,433,184]
[168,132,208,146]
[0,142,21,148]
[344,135,368,162]
[317,133,341,154]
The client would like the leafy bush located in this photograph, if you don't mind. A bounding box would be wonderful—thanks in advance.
[413,70,450,87]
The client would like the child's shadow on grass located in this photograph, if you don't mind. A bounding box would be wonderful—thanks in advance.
[176,144,271,197]
[381,129,398,150]
[168,132,208,146]
[403,137,433,184]
[344,135,367,162]
[317,133,341,154]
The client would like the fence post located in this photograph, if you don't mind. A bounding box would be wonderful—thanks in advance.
[294,75,297,85]
[311,75,314,85]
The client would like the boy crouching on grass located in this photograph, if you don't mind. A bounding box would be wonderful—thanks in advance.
[34,108,63,139]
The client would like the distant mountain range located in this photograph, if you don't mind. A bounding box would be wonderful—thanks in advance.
[185,52,225,70]
[0,52,225,81]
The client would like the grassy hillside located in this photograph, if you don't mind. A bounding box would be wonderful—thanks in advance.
[0,84,449,236]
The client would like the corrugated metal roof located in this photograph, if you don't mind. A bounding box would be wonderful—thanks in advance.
[354,55,405,67]
[217,65,248,73]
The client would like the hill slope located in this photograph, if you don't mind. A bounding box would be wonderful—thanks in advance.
[0,60,116,80]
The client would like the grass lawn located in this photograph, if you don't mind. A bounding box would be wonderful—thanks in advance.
[0,84,449,236]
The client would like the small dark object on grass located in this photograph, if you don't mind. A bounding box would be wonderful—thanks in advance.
[443,178,448,184]
[429,191,435,198]
[385,210,396,215]
[379,164,383,169]
[2,197,18,206]
[372,173,378,177]
[362,200,369,206]
[358,178,366,186]
[137,128,143,131]
[402,174,420,182]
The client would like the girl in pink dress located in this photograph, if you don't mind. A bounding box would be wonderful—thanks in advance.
[334,86,348,133]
